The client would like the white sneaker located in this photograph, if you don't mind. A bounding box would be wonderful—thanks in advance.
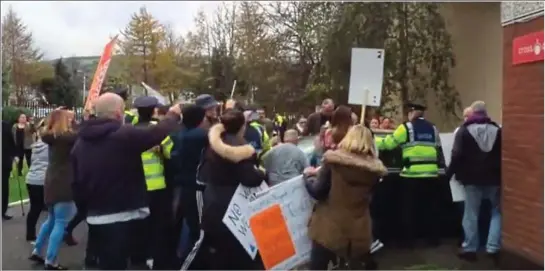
[29,241,36,245]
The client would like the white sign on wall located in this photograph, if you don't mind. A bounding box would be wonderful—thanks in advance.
[348,48,385,107]
[223,181,269,259]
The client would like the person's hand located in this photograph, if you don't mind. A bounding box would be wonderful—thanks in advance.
[225,99,236,110]
[13,157,19,164]
[304,167,318,176]
[169,104,182,116]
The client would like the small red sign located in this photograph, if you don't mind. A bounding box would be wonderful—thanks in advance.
[512,30,544,65]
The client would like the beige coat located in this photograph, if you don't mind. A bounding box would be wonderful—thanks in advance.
[308,149,387,259]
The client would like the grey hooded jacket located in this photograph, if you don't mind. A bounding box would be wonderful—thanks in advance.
[25,140,49,186]
[446,115,501,186]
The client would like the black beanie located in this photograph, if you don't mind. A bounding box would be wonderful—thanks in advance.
[182,104,206,129]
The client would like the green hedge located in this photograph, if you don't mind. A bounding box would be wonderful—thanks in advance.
[2,106,32,125]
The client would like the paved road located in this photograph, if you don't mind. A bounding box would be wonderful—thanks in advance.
[2,204,87,270]
[2,204,498,270]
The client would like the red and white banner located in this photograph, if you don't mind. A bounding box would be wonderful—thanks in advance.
[84,35,119,110]
[512,30,544,65]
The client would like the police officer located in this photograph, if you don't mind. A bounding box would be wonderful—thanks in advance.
[133,96,174,269]
[111,86,139,125]
[375,103,441,248]
[245,107,271,162]
[273,111,287,142]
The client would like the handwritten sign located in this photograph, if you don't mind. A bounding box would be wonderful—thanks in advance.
[250,204,296,269]
[439,132,465,202]
[249,175,315,270]
[223,181,269,259]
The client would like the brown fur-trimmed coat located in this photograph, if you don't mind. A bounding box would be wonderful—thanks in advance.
[308,149,387,259]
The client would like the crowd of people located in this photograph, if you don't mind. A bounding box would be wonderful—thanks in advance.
[1,86,503,270]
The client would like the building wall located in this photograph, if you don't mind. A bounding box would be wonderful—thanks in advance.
[501,15,544,265]
[427,3,503,131]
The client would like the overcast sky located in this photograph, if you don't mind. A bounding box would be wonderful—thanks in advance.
[1,1,220,60]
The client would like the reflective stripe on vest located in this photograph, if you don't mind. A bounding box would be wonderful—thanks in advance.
[141,120,166,191]
[400,121,439,178]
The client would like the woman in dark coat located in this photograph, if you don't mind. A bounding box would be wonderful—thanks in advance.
[28,109,77,270]
[181,109,265,270]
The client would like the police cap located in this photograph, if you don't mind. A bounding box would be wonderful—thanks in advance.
[133,96,159,108]
[406,102,427,111]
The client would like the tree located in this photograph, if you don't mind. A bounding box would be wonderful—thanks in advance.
[152,24,199,103]
[118,6,165,88]
[1,6,43,104]
[234,2,278,105]
[191,3,239,100]
[38,59,78,107]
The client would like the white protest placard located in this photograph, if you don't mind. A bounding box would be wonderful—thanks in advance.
[439,132,465,202]
[223,181,269,259]
[141,82,168,105]
[348,48,385,107]
[248,175,315,270]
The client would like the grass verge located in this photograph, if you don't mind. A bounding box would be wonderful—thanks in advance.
[8,161,29,203]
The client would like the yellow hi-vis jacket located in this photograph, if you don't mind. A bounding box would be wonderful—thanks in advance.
[375,118,440,178]
[142,121,174,191]
[125,111,139,125]
[250,121,271,156]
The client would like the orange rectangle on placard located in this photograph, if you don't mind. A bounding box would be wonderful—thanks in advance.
[249,204,296,270]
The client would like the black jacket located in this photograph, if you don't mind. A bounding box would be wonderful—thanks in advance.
[71,112,180,216]
[446,115,501,186]
[2,120,17,167]
[200,123,264,266]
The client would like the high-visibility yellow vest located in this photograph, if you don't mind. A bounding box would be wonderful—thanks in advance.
[250,121,271,154]
[125,111,139,125]
[376,118,439,178]
[142,121,174,191]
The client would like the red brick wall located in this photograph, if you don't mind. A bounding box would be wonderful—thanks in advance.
[502,16,544,265]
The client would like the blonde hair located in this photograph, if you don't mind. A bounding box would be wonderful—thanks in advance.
[34,118,47,139]
[45,110,72,137]
[337,125,376,157]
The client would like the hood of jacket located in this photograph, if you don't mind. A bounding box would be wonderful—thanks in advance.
[26,139,49,185]
[78,118,122,141]
[323,149,387,183]
[31,140,48,154]
[464,114,500,152]
[209,123,255,163]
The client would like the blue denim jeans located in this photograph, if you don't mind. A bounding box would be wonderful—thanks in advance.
[462,185,501,253]
[33,201,75,264]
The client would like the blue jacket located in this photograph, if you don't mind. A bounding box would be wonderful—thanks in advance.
[171,127,209,188]
[244,123,262,152]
